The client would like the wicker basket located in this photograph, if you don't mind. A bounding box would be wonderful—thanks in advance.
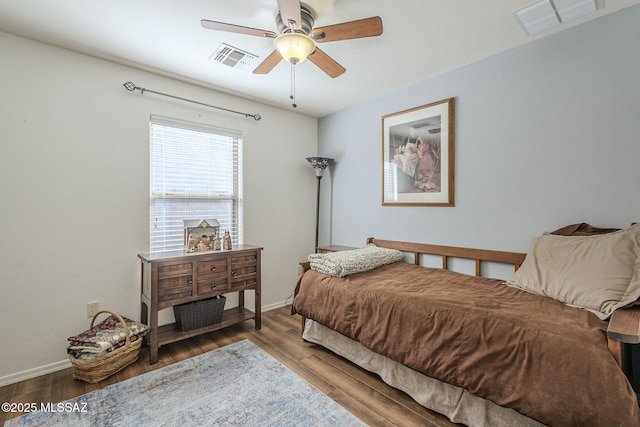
[69,310,142,383]
[173,295,226,331]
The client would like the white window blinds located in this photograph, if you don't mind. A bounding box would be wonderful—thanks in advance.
[150,116,243,253]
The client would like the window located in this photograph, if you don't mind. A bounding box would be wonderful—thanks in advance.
[150,116,242,253]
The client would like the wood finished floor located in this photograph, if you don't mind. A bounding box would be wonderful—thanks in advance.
[0,306,460,426]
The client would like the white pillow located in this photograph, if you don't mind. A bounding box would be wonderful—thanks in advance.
[507,224,640,319]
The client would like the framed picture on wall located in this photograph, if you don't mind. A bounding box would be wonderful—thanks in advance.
[382,97,455,206]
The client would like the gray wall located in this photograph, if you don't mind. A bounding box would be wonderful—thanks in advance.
[317,5,640,255]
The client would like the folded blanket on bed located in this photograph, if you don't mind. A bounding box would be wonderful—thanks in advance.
[308,244,403,277]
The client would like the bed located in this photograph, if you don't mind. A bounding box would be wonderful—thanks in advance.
[291,224,640,427]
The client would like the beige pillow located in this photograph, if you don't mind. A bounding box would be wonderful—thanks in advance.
[507,224,640,319]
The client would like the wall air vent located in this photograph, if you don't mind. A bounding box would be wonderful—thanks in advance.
[210,44,258,70]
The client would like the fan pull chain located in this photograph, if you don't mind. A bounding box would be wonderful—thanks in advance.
[290,62,297,108]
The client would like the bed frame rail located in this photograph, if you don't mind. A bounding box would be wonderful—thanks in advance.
[366,237,527,276]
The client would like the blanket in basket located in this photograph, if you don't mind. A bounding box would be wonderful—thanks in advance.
[67,315,149,360]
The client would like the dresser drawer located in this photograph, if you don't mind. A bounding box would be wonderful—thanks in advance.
[197,258,228,276]
[158,262,192,278]
[231,253,258,269]
[158,274,193,302]
[197,275,229,296]
[230,271,257,288]
[230,253,258,289]
[159,286,193,302]
[156,262,194,302]
[158,275,192,290]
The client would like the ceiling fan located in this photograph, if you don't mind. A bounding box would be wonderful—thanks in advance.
[201,0,383,78]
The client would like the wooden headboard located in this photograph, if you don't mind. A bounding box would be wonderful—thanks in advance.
[366,237,527,276]
[299,238,527,277]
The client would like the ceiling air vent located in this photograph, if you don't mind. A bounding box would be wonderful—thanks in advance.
[210,44,258,70]
[513,0,599,36]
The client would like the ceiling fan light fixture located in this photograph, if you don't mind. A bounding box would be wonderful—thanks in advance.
[273,32,316,64]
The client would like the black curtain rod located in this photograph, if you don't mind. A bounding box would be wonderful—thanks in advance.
[122,82,261,121]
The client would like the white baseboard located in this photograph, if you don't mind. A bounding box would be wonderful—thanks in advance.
[262,299,290,312]
[0,359,72,387]
[0,299,291,387]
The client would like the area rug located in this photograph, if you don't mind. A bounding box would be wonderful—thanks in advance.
[5,340,365,427]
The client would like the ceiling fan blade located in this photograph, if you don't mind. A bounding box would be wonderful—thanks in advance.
[253,50,283,74]
[312,16,383,43]
[201,20,276,38]
[277,0,303,30]
[307,47,346,78]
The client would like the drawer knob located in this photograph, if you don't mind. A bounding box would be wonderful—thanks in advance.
[211,283,217,290]
[231,270,237,278]
[187,276,193,285]
[210,265,217,271]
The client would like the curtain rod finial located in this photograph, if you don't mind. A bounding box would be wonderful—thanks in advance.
[123,81,137,91]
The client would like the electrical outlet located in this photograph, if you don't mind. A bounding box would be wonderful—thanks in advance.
[87,301,99,318]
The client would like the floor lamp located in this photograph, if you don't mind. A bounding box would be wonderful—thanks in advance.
[306,156,334,253]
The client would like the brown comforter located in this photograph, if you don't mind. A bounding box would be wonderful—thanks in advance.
[292,262,640,427]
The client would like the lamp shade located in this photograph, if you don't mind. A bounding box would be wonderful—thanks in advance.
[274,33,316,64]
[306,157,334,177]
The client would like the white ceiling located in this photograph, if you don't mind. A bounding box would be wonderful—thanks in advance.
[1,0,638,117]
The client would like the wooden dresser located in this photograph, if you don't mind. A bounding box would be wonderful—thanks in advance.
[138,245,262,364]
